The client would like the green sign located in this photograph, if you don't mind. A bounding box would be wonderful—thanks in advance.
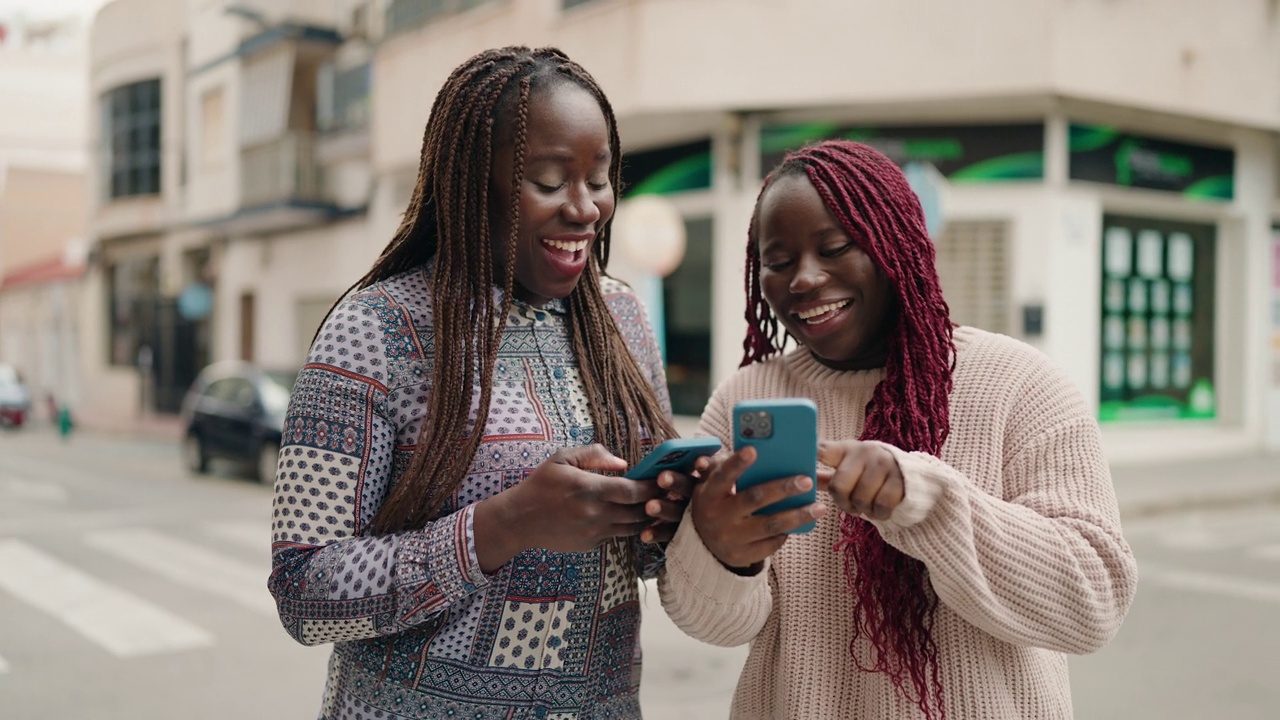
[621,139,711,197]
[1070,123,1234,200]
[1098,215,1217,423]
[759,122,1045,182]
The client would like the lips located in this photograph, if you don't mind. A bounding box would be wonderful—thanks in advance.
[789,298,853,337]
[539,234,592,279]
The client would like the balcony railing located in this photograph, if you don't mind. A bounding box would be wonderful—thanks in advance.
[240,131,325,208]
[385,0,499,36]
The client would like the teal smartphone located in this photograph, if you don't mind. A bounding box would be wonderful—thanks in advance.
[733,398,819,533]
[624,437,722,480]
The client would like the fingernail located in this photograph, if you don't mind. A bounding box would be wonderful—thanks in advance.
[796,476,813,490]
[811,505,827,519]
[641,530,653,543]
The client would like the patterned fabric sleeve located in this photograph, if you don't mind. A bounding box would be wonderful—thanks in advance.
[602,280,674,580]
[268,293,490,646]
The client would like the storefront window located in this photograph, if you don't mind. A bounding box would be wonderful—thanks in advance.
[662,217,713,416]
[107,257,160,367]
[1099,214,1216,422]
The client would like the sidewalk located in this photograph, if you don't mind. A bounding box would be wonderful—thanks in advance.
[1111,452,1280,519]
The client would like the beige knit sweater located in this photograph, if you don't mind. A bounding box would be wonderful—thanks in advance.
[658,326,1138,719]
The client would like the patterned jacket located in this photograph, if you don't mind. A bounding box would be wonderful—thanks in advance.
[268,266,673,720]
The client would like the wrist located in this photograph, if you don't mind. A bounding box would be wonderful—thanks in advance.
[474,491,526,574]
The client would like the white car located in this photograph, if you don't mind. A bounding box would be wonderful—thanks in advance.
[0,363,32,428]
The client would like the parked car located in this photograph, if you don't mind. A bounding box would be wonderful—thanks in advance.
[179,361,296,482]
[0,363,32,429]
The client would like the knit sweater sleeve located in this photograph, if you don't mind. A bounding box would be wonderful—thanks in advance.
[870,342,1138,654]
[657,377,774,647]
[268,291,490,646]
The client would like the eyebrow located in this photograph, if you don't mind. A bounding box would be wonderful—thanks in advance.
[526,151,611,164]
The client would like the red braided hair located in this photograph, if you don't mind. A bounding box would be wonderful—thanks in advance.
[744,140,956,718]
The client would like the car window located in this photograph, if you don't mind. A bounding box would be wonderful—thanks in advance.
[229,379,258,409]
[205,378,240,401]
[259,374,294,417]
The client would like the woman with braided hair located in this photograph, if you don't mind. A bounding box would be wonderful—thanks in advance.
[658,139,1137,719]
[269,47,691,719]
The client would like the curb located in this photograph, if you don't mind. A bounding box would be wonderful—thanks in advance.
[1120,487,1280,520]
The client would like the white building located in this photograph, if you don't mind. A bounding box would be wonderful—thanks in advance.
[83,0,1280,463]
[0,15,90,421]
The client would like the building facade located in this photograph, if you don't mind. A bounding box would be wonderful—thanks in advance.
[83,0,1280,462]
[0,15,90,423]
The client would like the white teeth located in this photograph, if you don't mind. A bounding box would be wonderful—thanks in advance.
[543,239,588,252]
[797,300,850,322]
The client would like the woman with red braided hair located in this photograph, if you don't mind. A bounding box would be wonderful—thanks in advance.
[269,47,692,719]
[658,139,1137,719]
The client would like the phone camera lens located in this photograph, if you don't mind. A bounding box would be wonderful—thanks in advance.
[742,427,754,438]
[740,412,754,425]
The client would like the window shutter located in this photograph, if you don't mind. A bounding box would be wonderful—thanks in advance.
[934,220,1011,335]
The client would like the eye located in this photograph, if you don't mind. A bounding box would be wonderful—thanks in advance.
[533,181,564,193]
[820,242,853,258]
[588,179,610,191]
[760,258,792,272]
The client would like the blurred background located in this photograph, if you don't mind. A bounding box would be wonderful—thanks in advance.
[1,1,1279,718]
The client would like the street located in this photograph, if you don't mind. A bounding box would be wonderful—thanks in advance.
[0,429,1277,719]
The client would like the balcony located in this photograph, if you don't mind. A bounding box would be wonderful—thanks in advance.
[242,131,324,207]
[222,131,338,234]
[385,0,500,36]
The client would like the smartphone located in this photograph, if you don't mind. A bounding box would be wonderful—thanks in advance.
[625,437,722,480]
[733,398,819,533]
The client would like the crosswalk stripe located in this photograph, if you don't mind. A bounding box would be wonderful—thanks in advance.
[1,476,69,503]
[84,528,277,617]
[0,540,213,658]
[1247,544,1280,561]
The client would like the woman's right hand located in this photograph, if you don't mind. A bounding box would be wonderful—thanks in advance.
[475,444,664,572]
[689,447,827,574]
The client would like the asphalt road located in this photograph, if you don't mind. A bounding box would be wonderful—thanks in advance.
[1,428,1277,719]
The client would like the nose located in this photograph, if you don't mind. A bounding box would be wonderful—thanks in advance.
[789,255,828,294]
[562,182,602,226]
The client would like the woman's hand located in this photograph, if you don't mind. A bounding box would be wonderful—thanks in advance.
[640,470,696,544]
[689,447,826,573]
[817,440,905,521]
[475,444,664,572]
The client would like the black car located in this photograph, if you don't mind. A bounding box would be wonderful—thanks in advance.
[180,362,296,482]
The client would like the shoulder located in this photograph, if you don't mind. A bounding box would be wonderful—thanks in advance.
[951,325,1091,431]
[599,275,645,321]
[953,326,1061,386]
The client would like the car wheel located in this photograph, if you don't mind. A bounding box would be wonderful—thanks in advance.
[184,433,208,474]
[257,441,280,484]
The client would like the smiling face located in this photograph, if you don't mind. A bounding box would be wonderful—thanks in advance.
[489,81,615,306]
[756,172,894,370]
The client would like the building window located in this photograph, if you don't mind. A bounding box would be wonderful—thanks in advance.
[1098,215,1217,423]
[102,79,162,198]
[200,87,226,171]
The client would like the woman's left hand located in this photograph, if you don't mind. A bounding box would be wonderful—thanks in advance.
[641,470,697,543]
[817,440,905,521]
